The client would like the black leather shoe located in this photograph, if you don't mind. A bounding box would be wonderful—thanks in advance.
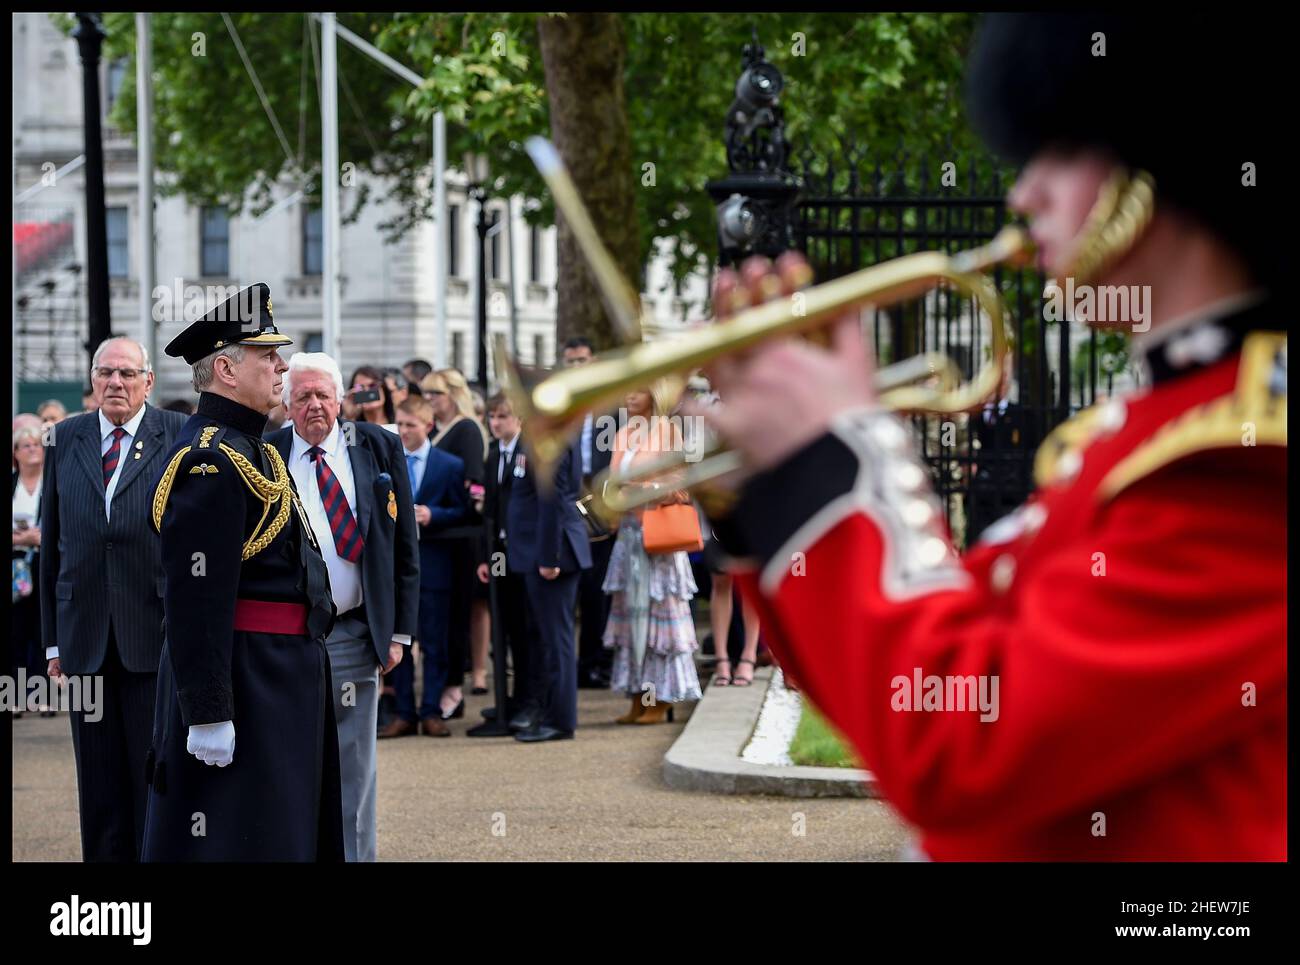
[440,698,465,721]
[507,710,538,733]
[484,698,531,722]
[514,724,574,743]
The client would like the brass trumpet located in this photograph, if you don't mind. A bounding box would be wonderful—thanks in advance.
[496,137,1032,517]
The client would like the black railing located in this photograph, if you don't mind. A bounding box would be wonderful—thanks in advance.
[790,146,1105,547]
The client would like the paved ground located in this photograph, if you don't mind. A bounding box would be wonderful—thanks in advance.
[11,676,910,861]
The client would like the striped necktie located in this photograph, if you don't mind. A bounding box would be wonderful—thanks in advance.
[307,445,364,562]
[102,426,127,487]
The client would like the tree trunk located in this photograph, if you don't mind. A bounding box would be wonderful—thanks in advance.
[536,13,639,354]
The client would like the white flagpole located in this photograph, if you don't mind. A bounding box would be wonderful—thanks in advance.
[135,13,157,366]
[321,12,341,361]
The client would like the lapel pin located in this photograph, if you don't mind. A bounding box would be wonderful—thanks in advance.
[135,440,143,449]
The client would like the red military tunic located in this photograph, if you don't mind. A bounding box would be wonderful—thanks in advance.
[722,311,1286,860]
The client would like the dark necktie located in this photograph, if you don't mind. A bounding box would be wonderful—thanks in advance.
[307,445,364,562]
[102,426,127,487]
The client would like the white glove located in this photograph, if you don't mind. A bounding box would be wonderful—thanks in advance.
[187,721,236,767]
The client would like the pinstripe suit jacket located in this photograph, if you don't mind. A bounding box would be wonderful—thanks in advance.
[39,403,188,674]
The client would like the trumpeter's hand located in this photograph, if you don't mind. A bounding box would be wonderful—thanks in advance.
[682,252,877,473]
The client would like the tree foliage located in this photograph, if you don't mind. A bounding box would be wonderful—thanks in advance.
[82,11,981,289]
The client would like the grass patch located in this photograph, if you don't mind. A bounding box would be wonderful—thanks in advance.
[788,703,859,768]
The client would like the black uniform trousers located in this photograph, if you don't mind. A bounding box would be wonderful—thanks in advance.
[68,628,157,862]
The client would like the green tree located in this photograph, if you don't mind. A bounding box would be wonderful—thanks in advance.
[73,12,982,347]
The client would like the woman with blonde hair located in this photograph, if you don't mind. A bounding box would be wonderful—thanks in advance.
[419,368,488,719]
[603,384,702,724]
[12,421,51,716]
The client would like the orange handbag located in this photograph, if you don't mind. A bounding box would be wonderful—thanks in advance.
[641,502,704,555]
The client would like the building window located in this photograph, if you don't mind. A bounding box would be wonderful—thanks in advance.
[489,212,502,281]
[448,204,460,278]
[105,58,127,115]
[200,206,229,277]
[451,331,465,373]
[106,206,129,278]
[303,206,323,276]
[533,334,546,367]
[304,332,323,353]
[530,224,541,283]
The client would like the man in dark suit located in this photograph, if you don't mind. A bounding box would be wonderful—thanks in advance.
[40,335,187,861]
[271,352,420,862]
[506,431,591,742]
[469,392,532,733]
[381,395,467,738]
[562,337,617,688]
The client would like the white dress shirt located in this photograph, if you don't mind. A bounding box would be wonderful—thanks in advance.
[289,421,364,616]
[580,413,594,476]
[99,405,147,522]
[496,432,520,539]
[497,432,520,484]
[289,421,411,648]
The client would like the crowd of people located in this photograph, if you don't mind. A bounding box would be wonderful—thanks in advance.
[12,317,766,862]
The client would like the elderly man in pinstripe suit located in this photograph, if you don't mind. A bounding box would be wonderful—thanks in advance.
[40,336,187,861]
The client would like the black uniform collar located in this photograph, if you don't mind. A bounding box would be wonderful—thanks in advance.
[1133,290,1275,386]
[196,391,270,437]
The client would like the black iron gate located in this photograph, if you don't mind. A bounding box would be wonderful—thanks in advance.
[790,146,1110,548]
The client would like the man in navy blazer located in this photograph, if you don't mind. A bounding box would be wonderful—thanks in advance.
[270,353,419,861]
[381,395,468,738]
[506,432,591,742]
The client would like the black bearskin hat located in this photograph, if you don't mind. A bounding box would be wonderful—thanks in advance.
[965,13,1282,289]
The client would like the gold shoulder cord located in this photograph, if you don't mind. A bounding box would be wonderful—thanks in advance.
[1033,404,1107,489]
[222,442,293,559]
[151,441,296,560]
[1100,332,1287,500]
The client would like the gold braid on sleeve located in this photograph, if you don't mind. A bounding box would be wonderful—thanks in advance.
[152,446,193,532]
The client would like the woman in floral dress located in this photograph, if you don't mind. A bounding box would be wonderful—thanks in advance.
[603,386,702,724]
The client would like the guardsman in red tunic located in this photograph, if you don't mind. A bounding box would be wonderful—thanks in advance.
[695,14,1285,859]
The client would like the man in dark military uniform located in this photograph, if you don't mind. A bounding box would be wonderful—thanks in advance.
[141,283,344,861]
